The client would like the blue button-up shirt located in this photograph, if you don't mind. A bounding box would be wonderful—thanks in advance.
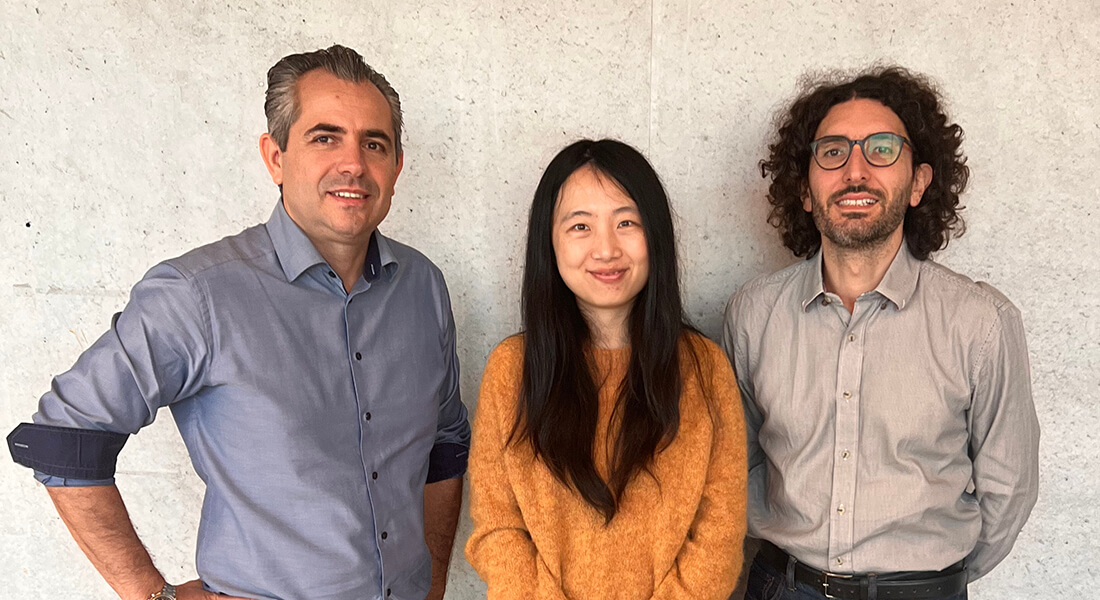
[9,202,471,600]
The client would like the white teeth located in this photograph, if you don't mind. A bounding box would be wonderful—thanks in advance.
[838,198,876,206]
[332,191,365,199]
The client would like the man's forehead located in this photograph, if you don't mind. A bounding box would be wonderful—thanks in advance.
[814,97,909,139]
[293,69,392,133]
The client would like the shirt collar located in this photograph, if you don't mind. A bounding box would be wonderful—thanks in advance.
[369,229,401,283]
[798,242,922,312]
[265,200,396,283]
[874,242,922,310]
[799,251,828,311]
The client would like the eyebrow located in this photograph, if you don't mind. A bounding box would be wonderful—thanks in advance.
[558,205,640,222]
[303,123,394,145]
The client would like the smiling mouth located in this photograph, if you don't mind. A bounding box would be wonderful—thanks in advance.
[330,191,367,200]
[837,198,878,207]
[590,269,627,283]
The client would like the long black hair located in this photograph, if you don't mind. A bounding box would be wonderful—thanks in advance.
[513,138,698,522]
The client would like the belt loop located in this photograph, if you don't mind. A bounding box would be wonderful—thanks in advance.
[867,573,878,600]
[785,555,797,590]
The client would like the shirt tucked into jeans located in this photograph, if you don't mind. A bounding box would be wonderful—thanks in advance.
[721,244,1038,581]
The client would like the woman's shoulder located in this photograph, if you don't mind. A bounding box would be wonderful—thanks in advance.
[482,334,526,382]
[678,330,726,367]
[489,333,525,362]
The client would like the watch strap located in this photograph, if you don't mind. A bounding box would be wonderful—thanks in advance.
[147,583,177,600]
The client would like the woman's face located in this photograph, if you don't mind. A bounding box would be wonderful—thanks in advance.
[551,166,650,334]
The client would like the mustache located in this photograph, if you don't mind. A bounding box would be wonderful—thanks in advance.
[828,185,885,203]
[322,176,379,195]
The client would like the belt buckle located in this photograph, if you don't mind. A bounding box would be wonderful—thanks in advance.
[821,571,853,600]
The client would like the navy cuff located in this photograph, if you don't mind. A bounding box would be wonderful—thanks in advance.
[426,442,468,483]
[8,423,129,480]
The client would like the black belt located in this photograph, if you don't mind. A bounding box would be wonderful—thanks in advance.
[756,540,967,600]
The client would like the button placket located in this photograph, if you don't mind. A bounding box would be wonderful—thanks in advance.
[345,291,385,572]
[828,303,868,567]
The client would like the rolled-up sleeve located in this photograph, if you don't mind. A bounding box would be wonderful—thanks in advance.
[965,299,1040,580]
[426,281,470,484]
[8,262,211,485]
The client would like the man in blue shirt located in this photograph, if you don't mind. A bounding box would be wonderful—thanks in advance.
[8,45,471,600]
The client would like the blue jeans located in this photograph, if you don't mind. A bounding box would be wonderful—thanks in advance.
[744,555,967,600]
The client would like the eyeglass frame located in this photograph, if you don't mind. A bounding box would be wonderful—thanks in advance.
[808,132,914,171]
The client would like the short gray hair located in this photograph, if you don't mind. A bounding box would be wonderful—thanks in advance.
[264,45,402,158]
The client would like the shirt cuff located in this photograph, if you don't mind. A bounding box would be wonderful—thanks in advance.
[8,423,128,480]
[426,442,468,483]
[35,470,115,487]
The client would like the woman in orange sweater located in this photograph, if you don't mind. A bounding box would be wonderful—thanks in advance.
[465,139,747,600]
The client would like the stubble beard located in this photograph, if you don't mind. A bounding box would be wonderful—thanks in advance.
[811,182,913,252]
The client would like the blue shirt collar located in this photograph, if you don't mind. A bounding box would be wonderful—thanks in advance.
[265,200,396,284]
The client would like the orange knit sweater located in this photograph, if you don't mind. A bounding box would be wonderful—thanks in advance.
[465,334,747,600]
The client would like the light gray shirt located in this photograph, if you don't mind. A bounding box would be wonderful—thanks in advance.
[721,244,1039,580]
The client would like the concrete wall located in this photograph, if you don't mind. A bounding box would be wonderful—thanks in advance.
[2,0,1096,597]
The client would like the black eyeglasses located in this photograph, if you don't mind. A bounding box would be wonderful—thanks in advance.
[809,132,913,170]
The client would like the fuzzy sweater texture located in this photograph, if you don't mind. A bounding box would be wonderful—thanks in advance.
[465,334,748,600]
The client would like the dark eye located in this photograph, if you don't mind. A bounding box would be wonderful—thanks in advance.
[570,223,589,232]
[618,219,638,228]
[313,135,333,144]
[366,140,384,151]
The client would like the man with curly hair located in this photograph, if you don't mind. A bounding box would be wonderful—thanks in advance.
[722,67,1039,600]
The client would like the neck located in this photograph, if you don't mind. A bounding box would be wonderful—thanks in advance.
[583,307,631,349]
[820,231,903,313]
[314,236,371,294]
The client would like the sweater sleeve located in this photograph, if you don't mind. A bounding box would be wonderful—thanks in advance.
[465,340,570,600]
[651,342,748,600]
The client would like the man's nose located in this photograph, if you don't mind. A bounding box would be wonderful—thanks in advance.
[337,145,367,177]
[842,143,871,183]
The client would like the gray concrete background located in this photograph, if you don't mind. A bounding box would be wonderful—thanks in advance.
[1,0,1097,598]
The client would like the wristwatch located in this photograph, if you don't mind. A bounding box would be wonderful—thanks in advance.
[147,583,177,600]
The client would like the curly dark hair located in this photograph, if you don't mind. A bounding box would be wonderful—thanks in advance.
[760,66,969,259]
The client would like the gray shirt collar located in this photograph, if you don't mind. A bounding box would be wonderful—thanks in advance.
[799,242,922,311]
[265,200,398,284]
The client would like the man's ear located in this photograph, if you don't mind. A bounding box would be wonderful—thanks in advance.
[910,163,933,207]
[801,181,813,213]
[259,133,284,186]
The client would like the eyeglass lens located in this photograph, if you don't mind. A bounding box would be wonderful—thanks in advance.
[813,133,904,169]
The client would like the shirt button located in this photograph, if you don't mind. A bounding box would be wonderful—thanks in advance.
[372,471,378,480]
[847,334,855,342]
[327,270,336,278]
[837,505,846,514]
[381,531,388,540]
[355,352,362,361]
[836,558,844,566]
[842,391,852,399]
[362,412,371,422]
[880,301,888,310]
[822,298,831,306]
[841,450,851,460]
[386,589,392,597]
